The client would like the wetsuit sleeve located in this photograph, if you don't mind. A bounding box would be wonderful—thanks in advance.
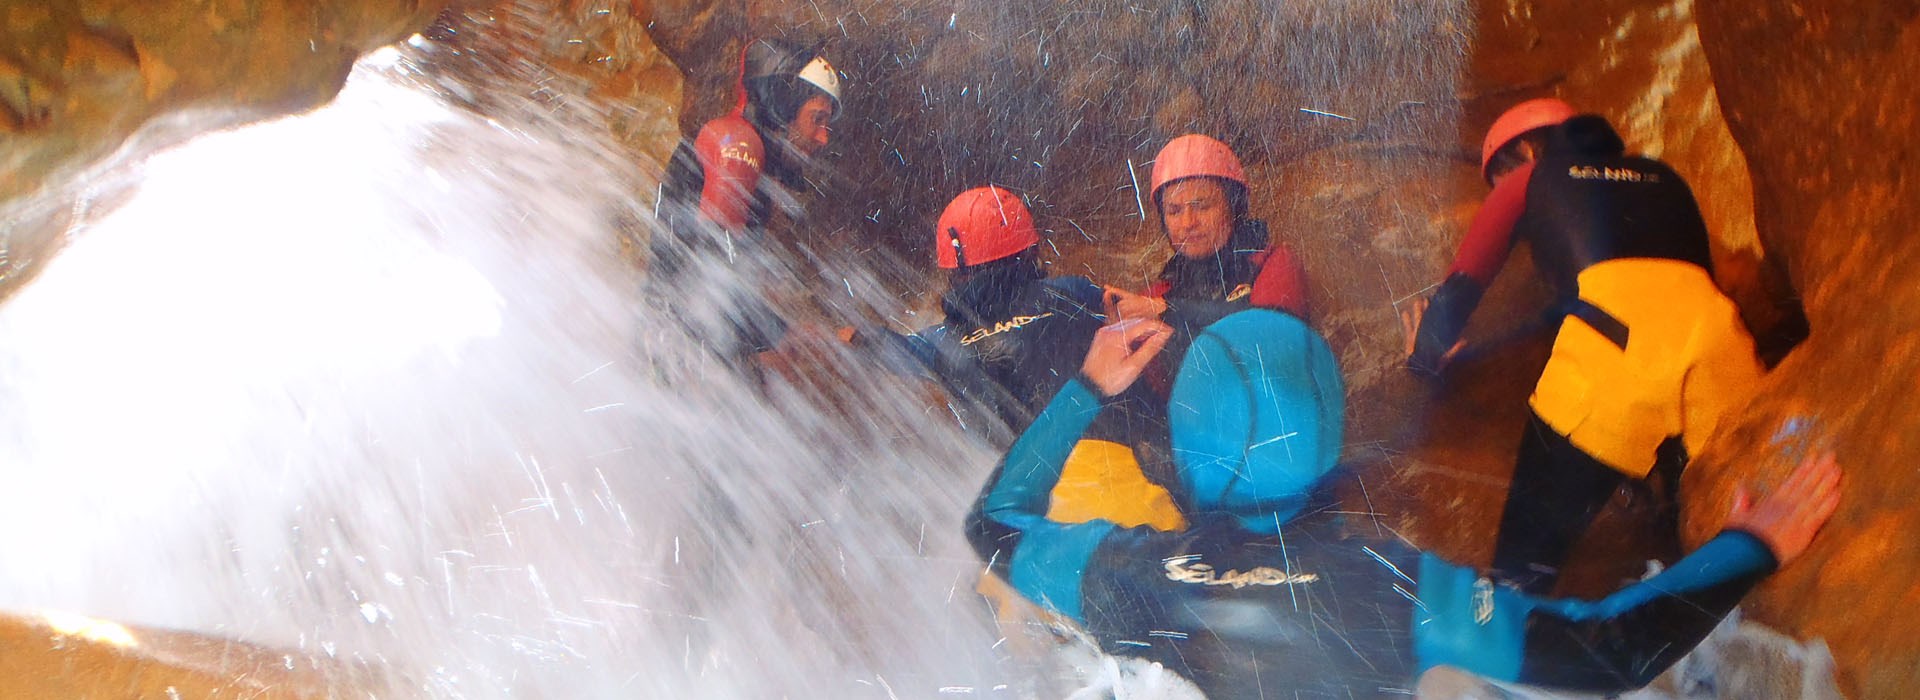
[693,119,765,232]
[1516,530,1777,690]
[1445,162,1531,287]
[1415,530,1778,692]
[968,378,1118,620]
[1248,244,1310,319]
[1409,162,1533,375]
[1043,276,1108,321]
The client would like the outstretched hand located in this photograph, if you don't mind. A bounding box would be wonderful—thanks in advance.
[1725,451,1843,566]
[1081,318,1173,397]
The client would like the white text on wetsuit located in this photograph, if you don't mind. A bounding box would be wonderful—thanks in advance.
[1566,165,1659,183]
[959,312,1054,346]
[1163,555,1320,589]
[720,142,762,170]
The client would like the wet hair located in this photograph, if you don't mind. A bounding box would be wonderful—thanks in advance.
[1152,176,1250,229]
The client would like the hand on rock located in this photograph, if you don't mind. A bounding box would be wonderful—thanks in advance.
[1081,318,1172,397]
[1726,451,1843,566]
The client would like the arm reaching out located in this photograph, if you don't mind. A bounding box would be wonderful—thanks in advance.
[1726,451,1844,565]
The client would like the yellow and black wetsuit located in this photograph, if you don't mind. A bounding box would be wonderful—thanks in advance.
[1410,116,1764,593]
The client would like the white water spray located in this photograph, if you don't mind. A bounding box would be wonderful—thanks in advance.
[0,48,1059,698]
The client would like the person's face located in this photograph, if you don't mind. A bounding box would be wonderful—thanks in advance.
[1160,178,1234,259]
[785,95,834,156]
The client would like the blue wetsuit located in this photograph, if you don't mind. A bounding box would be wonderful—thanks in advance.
[968,309,1779,697]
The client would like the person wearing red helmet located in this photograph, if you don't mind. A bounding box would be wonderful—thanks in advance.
[902,185,1113,450]
[1106,134,1310,331]
[1403,98,1766,594]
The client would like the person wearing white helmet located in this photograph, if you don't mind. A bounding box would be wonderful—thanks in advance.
[652,38,843,366]
[1402,98,1767,594]
[661,37,841,245]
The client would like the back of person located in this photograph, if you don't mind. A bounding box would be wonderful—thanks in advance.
[1517,117,1716,295]
[915,272,1105,447]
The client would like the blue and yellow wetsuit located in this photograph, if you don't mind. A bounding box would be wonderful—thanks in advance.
[973,310,1781,697]
[1411,115,1765,593]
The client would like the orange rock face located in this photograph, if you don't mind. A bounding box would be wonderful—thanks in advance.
[0,610,361,699]
[1693,2,1920,695]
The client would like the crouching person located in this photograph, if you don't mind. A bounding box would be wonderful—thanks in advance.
[967,310,1841,697]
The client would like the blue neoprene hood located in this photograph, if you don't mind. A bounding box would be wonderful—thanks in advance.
[1167,309,1346,531]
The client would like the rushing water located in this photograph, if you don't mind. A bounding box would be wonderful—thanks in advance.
[0,47,1108,698]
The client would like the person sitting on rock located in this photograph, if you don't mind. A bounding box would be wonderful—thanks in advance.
[1103,134,1309,333]
[968,309,1839,697]
[1401,98,1767,594]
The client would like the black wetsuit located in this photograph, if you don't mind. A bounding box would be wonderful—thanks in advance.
[652,113,808,360]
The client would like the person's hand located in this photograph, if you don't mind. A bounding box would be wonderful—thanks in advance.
[1081,318,1172,397]
[1725,451,1843,565]
[1400,296,1463,374]
[1104,286,1168,321]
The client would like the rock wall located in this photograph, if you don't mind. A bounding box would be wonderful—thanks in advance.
[1692,1,1920,696]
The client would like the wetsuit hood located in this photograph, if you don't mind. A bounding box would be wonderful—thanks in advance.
[1167,309,1345,532]
[941,251,1045,328]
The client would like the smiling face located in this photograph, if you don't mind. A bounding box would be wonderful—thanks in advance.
[784,95,834,157]
[1159,177,1235,259]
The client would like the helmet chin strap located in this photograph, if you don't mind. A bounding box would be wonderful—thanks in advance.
[947,226,967,269]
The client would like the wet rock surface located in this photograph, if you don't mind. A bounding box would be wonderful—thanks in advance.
[1692,1,1920,696]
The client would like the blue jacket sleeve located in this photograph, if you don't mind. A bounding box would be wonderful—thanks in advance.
[974,377,1117,621]
[1416,530,1780,691]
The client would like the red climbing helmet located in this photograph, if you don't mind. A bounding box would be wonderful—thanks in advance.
[1481,98,1577,182]
[935,186,1040,269]
[1149,134,1247,202]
